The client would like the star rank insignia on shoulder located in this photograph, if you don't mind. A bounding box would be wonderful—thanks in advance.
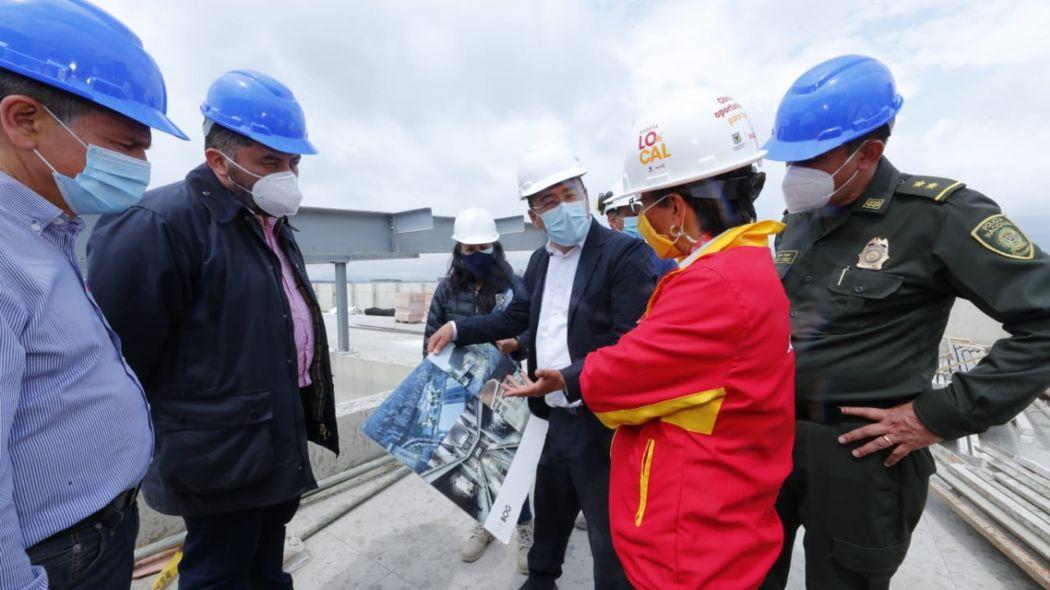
[895,174,967,203]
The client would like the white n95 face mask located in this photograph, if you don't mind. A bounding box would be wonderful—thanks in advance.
[781,141,877,214]
[223,155,304,217]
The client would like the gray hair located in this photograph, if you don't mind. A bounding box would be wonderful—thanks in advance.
[203,119,254,156]
[0,70,92,123]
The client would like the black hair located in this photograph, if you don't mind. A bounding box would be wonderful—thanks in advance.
[526,178,587,211]
[596,191,613,215]
[844,122,892,153]
[204,120,254,156]
[446,241,515,307]
[647,166,765,236]
[0,70,92,123]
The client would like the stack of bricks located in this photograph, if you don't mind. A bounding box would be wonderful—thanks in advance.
[395,292,430,324]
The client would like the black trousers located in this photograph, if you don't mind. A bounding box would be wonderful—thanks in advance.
[522,408,632,590]
[179,498,301,590]
[760,420,935,590]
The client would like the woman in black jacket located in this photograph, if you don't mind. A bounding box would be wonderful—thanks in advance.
[423,207,533,572]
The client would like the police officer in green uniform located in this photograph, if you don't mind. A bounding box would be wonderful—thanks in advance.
[759,55,1050,590]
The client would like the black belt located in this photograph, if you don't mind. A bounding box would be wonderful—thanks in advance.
[551,405,583,417]
[796,399,907,424]
[103,487,139,513]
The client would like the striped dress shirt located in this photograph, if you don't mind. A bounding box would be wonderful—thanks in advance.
[258,215,315,388]
[0,173,153,590]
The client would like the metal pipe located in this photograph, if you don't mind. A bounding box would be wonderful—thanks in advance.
[300,462,400,507]
[302,456,395,501]
[334,262,349,352]
[295,467,409,542]
[133,457,397,562]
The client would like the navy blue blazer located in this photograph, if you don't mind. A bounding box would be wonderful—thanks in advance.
[455,219,657,419]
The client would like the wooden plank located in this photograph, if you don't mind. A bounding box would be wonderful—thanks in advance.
[933,468,1050,563]
[1016,454,1050,482]
[944,458,1050,546]
[994,472,1050,519]
[931,478,1050,590]
[933,447,1050,556]
[985,455,1050,499]
[969,467,1050,527]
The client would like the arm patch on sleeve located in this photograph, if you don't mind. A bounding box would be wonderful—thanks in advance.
[971,214,1035,260]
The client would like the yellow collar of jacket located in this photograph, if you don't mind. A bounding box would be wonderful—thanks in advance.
[644,220,785,317]
[678,220,785,270]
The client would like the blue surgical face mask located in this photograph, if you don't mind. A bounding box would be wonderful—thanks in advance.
[541,200,591,247]
[33,106,151,216]
[621,215,641,239]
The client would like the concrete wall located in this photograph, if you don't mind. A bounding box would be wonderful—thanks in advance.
[311,281,1009,344]
[946,299,1009,346]
[312,281,439,312]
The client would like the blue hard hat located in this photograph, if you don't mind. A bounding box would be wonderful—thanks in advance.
[764,55,902,162]
[201,70,318,156]
[0,0,187,140]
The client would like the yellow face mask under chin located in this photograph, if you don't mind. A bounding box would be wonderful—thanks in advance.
[637,200,698,261]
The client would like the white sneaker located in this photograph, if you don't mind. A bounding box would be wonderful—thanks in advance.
[516,522,534,574]
[461,523,494,562]
[574,513,587,531]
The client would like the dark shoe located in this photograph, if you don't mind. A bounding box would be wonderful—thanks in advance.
[517,577,558,590]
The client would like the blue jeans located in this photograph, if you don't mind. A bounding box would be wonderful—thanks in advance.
[26,502,139,590]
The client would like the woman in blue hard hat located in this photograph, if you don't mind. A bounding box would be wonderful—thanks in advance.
[423,206,535,573]
[0,1,187,589]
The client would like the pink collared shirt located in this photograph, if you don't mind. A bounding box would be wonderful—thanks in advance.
[258,215,315,388]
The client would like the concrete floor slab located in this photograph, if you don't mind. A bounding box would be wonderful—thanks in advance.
[132,472,1040,590]
[282,475,1038,590]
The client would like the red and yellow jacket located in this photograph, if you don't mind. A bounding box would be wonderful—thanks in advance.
[579,221,795,590]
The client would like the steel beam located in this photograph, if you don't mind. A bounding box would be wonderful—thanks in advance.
[77,206,546,268]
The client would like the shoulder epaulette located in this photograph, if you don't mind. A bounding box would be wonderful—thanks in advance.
[895,174,966,203]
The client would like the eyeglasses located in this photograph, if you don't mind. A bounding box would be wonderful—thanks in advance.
[528,183,585,215]
[629,193,670,216]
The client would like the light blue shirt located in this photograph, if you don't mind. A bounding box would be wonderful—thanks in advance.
[0,173,153,589]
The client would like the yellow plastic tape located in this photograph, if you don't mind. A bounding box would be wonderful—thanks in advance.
[151,547,183,590]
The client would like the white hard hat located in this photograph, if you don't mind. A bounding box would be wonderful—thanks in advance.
[618,89,766,198]
[452,207,500,245]
[516,141,588,199]
[601,178,636,212]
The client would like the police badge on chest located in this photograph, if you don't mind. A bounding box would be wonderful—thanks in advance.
[857,238,890,270]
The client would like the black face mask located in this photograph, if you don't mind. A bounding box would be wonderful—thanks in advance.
[461,251,500,281]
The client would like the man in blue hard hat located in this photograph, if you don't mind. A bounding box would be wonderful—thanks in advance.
[87,70,338,589]
[760,55,1050,590]
[0,1,187,589]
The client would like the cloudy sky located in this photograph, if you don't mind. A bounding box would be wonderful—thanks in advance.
[97,0,1050,280]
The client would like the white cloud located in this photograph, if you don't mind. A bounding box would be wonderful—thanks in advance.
[94,0,1050,256]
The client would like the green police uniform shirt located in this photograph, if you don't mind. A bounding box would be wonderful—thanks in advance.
[776,158,1050,439]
